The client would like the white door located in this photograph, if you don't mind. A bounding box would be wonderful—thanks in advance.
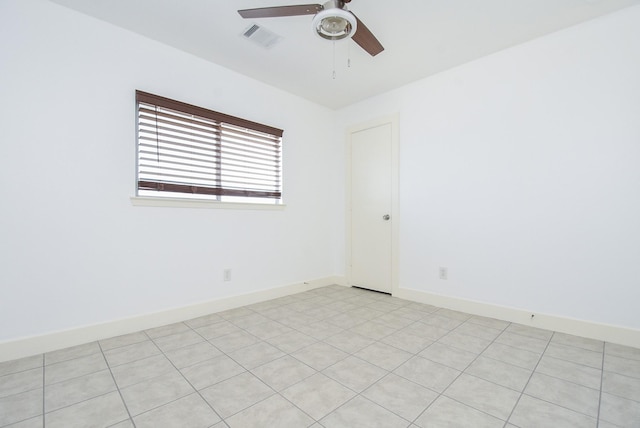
[349,122,393,293]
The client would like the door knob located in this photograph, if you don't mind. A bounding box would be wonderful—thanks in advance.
[383,214,390,221]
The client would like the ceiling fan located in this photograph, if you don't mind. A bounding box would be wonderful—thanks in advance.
[238,0,384,56]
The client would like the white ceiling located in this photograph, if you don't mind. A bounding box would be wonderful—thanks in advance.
[49,0,640,109]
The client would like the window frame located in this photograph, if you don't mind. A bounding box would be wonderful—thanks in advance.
[134,90,284,206]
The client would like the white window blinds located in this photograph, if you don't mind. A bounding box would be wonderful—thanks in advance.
[136,91,283,200]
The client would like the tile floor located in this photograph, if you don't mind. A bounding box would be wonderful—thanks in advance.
[1,285,640,427]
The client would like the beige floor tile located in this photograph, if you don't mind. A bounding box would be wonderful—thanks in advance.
[281,373,355,420]
[200,372,274,419]
[415,395,504,428]
[363,373,438,421]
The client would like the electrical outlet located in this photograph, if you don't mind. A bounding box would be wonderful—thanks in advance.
[223,269,232,282]
[439,267,448,280]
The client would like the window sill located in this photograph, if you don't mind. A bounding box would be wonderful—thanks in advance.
[130,196,286,210]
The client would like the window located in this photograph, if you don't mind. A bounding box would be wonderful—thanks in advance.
[135,91,283,204]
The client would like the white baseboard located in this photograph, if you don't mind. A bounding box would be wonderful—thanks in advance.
[3,278,636,363]
[395,287,640,348]
[0,276,344,363]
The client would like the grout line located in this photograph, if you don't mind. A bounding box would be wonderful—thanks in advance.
[503,330,554,426]
[515,392,601,423]
[41,353,45,428]
[43,358,107,387]
[529,357,602,391]
[98,341,137,428]
[597,340,606,428]
[536,351,603,370]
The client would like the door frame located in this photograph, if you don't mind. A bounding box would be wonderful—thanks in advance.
[346,114,400,296]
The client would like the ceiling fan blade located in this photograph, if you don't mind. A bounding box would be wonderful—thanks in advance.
[350,13,384,57]
[238,4,323,19]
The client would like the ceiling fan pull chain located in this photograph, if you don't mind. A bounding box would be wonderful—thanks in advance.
[348,42,351,68]
[332,41,337,79]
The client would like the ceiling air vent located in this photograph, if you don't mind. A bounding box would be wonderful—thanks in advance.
[242,24,281,49]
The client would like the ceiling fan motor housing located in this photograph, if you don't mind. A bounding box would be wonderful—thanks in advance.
[324,0,346,8]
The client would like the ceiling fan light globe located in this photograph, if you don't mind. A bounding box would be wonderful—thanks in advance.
[322,17,347,33]
[312,8,357,41]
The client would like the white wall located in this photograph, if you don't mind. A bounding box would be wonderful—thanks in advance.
[0,0,343,342]
[338,5,640,330]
